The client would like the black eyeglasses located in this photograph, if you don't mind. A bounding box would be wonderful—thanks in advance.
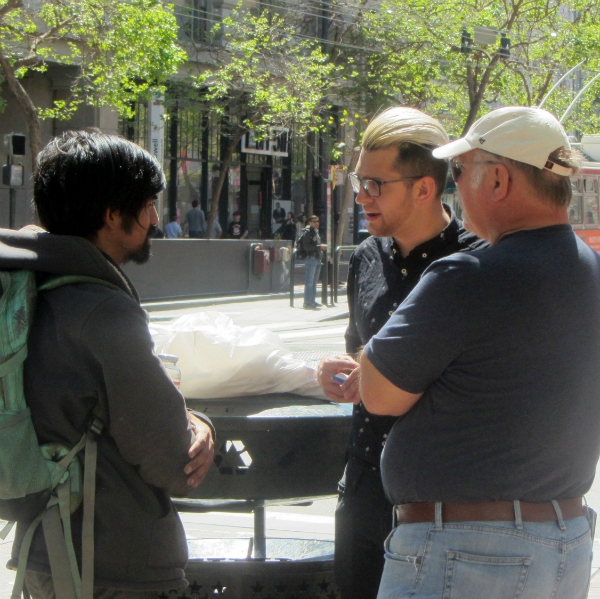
[450,160,500,182]
[348,172,424,199]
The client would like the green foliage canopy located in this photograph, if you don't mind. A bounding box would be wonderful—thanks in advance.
[195,4,335,140]
[346,0,600,136]
[0,0,185,119]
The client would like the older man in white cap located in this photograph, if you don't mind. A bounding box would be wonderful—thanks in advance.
[359,107,600,599]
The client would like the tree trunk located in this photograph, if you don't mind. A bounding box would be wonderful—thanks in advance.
[461,54,501,135]
[0,49,42,171]
[335,147,360,248]
[305,131,315,217]
[206,130,245,239]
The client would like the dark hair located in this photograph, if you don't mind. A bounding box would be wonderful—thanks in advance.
[192,200,199,208]
[34,130,165,237]
[233,211,241,217]
[393,142,448,198]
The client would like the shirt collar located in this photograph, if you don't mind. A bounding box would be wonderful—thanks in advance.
[390,204,461,261]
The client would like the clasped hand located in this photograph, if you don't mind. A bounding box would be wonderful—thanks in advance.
[317,355,361,404]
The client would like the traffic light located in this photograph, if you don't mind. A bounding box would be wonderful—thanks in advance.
[4,133,26,156]
[460,29,473,54]
[499,32,511,59]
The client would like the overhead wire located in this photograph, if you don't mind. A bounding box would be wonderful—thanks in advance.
[169,1,592,75]
[171,0,557,50]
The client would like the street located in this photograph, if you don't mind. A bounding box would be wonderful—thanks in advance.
[2,290,600,596]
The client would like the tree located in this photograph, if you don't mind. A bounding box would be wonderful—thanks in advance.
[0,0,185,168]
[355,0,600,136]
[191,3,334,239]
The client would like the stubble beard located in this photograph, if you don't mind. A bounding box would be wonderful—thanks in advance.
[125,224,156,265]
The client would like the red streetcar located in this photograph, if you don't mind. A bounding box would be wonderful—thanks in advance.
[570,160,600,253]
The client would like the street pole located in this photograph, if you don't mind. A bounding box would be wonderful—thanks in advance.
[321,179,331,306]
[9,185,16,229]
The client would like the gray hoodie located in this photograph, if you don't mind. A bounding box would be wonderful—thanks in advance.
[1,227,210,591]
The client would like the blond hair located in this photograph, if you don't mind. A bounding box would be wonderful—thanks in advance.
[362,107,449,151]
[361,107,450,197]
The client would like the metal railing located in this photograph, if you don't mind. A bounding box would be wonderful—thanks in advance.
[333,246,357,302]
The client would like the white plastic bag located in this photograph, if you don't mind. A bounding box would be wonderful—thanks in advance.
[150,312,326,399]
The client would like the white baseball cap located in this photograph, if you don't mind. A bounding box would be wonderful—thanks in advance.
[432,107,573,176]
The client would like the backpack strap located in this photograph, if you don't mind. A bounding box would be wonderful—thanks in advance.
[81,421,103,599]
[38,275,123,294]
[9,275,113,599]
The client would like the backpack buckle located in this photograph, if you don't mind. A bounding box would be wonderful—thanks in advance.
[89,416,104,436]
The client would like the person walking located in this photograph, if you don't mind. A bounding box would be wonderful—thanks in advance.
[183,200,206,238]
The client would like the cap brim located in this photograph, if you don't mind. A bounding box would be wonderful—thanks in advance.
[432,137,474,159]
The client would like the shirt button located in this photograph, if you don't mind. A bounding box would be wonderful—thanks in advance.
[383,434,388,439]
[401,268,407,275]
[359,428,363,433]
[388,310,393,315]
[422,253,427,258]
[365,417,370,422]
[371,318,376,323]
[382,441,386,447]
[393,303,397,307]
[372,466,377,471]
[365,447,370,452]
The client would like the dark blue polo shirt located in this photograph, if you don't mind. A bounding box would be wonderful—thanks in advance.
[365,225,600,503]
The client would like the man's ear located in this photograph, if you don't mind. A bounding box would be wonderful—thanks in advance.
[413,176,438,205]
[490,164,510,202]
[103,207,122,231]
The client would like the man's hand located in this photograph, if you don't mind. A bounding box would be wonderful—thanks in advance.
[184,413,215,488]
[340,365,361,404]
[317,355,360,402]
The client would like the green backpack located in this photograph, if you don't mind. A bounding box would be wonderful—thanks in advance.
[0,270,120,599]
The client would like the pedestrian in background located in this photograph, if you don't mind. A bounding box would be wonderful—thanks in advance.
[165,215,182,238]
[281,212,298,242]
[300,215,327,309]
[183,200,206,238]
[227,211,248,239]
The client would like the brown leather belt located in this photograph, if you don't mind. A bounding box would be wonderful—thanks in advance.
[395,498,584,524]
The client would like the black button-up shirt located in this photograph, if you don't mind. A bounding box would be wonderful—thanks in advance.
[345,207,487,468]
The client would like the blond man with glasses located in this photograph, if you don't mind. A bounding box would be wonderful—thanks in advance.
[317,107,485,599]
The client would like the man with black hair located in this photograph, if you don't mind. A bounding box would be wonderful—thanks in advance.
[1,130,215,598]
[227,211,248,239]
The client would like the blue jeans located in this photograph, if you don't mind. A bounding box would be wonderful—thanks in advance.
[377,508,592,599]
[304,256,321,305]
